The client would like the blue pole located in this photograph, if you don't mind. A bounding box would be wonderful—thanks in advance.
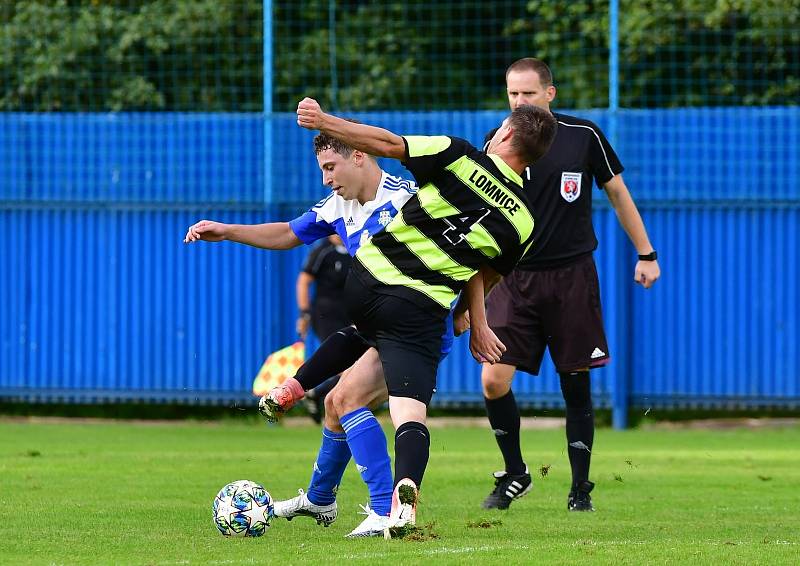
[263,0,273,203]
[608,0,628,430]
[328,0,338,110]
[609,0,619,119]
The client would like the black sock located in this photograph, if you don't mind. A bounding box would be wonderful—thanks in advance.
[294,327,369,391]
[560,371,594,488]
[393,421,430,488]
[484,390,526,475]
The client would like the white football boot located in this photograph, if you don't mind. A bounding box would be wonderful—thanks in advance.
[345,505,392,538]
[272,489,337,526]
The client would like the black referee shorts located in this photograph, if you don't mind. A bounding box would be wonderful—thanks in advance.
[485,254,610,375]
[344,272,445,405]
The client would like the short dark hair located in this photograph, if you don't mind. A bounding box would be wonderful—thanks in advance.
[313,118,365,158]
[506,57,554,86]
[508,105,557,165]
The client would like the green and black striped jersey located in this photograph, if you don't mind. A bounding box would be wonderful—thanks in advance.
[351,135,536,317]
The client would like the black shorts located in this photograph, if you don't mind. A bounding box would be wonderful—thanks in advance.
[485,254,610,375]
[344,272,444,405]
[311,310,351,342]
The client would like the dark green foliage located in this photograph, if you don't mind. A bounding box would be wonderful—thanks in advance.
[507,0,800,107]
[0,0,263,111]
[0,1,796,111]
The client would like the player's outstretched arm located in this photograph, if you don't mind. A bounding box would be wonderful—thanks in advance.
[603,175,661,289]
[296,97,406,160]
[184,220,302,250]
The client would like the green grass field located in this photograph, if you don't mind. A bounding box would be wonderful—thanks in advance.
[1,419,798,565]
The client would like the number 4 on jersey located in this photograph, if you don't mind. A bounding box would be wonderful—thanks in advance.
[442,208,490,245]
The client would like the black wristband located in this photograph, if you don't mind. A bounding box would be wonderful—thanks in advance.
[638,251,658,261]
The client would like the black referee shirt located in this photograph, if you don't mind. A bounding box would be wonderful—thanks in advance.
[302,240,351,304]
[484,112,623,270]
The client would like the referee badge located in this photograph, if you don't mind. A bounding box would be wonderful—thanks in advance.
[560,172,582,203]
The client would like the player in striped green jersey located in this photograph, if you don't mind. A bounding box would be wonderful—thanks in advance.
[297,97,557,528]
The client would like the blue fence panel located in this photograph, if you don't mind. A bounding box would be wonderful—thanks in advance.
[1,114,263,203]
[0,116,26,200]
[1,204,305,404]
[616,107,800,203]
[0,211,26,387]
[630,207,800,410]
[1,109,799,413]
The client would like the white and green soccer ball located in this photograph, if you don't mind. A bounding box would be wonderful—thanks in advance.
[212,480,274,537]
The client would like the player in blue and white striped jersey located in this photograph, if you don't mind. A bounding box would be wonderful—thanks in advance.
[290,168,417,256]
[185,129,472,538]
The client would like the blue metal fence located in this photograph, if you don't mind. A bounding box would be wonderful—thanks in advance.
[1,109,799,422]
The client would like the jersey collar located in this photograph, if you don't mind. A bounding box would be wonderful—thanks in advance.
[487,154,523,187]
[361,170,389,210]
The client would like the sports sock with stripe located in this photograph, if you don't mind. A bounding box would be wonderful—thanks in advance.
[341,407,392,515]
[393,421,430,488]
[484,390,526,475]
[306,428,351,506]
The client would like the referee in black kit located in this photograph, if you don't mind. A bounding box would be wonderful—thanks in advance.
[468,58,661,512]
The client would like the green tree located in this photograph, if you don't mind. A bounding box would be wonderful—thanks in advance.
[0,0,262,111]
[504,0,799,108]
[1,0,796,112]
[273,0,539,111]
[617,0,800,106]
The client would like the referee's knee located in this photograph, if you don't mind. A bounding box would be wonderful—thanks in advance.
[481,364,515,399]
[482,380,510,400]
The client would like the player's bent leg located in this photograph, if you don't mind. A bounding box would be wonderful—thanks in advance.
[327,348,388,421]
[273,394,352,525]
[258,326,370,423]
[309,349,393,538]
[386,396,428,532]
[481,363,532,510]
[322,363,361,433]
[294,326,371,391]
[273,359,387,526]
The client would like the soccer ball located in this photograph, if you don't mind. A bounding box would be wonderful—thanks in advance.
[212,480,274,537]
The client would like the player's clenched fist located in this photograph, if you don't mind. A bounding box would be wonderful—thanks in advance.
[184,220,229,243]
[297,97,325,130]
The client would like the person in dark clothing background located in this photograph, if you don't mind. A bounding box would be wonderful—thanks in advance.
[295,234,352,422]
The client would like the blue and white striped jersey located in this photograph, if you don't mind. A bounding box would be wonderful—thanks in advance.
[289,170,455,356]
[289,171,417,256]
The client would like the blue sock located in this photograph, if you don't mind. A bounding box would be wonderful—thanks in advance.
[306,428,351,506]
[341,407,393,516]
